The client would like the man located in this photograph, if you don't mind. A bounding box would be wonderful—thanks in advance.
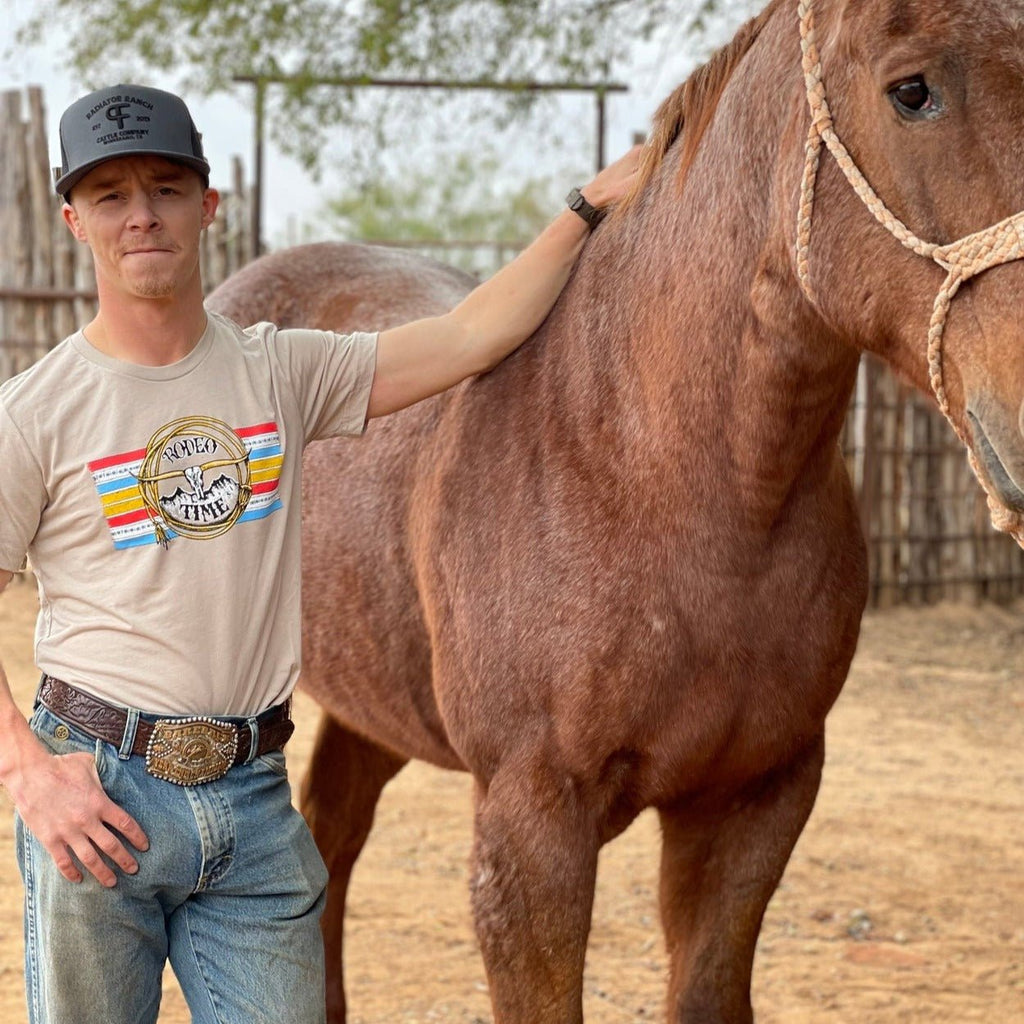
[0,84,638,1023]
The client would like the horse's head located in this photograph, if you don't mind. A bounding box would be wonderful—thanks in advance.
[796,0,1024,527]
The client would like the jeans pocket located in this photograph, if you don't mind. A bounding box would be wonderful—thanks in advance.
[30,705,107,776]
[254,748,289,778]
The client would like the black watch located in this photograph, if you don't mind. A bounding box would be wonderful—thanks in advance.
[566,187,605,229]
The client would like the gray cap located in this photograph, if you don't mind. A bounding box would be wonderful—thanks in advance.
[54,84,210,199]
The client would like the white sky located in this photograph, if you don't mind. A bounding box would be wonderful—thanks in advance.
[2,0,763,245]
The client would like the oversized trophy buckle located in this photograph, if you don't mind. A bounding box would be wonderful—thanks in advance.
[145,716,239,786]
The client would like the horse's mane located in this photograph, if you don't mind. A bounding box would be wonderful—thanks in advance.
[622,1,781,208]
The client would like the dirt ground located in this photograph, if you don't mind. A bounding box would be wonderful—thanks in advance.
[0,575,1021,1024]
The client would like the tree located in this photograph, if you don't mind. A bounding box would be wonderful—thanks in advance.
[304,147,577,274]
[16,0,745,181]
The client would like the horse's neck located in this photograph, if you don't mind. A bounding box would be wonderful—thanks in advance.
[531,44,861,524]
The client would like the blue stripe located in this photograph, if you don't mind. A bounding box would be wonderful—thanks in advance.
[96,475,139,496]
[247,443,282,461]
[238,500,283,524]
[111,528,178,550]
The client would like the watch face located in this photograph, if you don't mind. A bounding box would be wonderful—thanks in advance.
[568,188,585,211]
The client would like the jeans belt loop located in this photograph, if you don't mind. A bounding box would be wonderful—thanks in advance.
[118,708,141,761]
[245,716,259,763]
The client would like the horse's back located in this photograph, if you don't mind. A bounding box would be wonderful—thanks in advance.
[207,240,475,333]
[208,242,475,767]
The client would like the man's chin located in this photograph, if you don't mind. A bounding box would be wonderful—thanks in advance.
[131,278,178,299]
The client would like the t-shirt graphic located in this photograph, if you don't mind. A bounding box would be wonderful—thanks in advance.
[88,417,284,550]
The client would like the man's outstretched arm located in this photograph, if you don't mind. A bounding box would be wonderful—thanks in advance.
[366,146,642,419]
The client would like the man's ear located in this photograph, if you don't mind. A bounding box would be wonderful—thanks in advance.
[201,188,220,230]
[62,202,88,243]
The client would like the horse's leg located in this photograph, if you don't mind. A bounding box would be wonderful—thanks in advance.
[299,713,407,1024]
[658,734,825,1024]
[469,765,600,1024]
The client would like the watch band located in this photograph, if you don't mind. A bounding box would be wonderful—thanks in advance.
[565,187,605,229]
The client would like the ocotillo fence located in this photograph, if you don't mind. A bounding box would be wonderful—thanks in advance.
[2,86,1023,605]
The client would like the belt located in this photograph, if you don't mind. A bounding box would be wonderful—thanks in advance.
[38,675,295,786]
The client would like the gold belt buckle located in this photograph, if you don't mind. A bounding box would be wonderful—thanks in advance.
[145,716,239,786]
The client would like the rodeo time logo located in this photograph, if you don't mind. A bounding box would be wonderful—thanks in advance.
[136,416,252,548]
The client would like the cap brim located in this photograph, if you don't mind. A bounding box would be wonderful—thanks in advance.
[55,151,211,199]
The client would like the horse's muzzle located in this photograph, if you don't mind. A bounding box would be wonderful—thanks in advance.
[967,410,1024,512]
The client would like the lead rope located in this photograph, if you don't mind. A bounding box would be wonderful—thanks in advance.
[795,0,1024,545]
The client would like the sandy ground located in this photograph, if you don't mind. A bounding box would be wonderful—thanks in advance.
[0,575,1021,1023]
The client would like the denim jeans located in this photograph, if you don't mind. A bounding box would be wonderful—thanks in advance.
[15,703,329,1024]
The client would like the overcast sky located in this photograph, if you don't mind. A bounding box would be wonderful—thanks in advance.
[3,0,763,245]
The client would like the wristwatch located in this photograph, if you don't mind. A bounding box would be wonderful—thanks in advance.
[566,187,605,229]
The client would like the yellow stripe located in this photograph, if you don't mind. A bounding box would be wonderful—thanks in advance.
[251,466,284,485]
[249,453,283,473]
[101,488,144,515]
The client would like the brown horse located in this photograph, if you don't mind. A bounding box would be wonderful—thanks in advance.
[207,0,1024,1019]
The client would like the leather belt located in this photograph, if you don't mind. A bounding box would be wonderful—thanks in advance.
[38,675,295,786]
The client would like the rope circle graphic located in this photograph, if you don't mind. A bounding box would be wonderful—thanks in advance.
[135,416,253,547]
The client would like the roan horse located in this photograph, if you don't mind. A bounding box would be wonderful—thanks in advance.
[207,0,1024,1019]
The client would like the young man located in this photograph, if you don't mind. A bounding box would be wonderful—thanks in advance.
[0,84,638,1023]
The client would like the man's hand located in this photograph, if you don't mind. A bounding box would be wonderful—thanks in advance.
[578,143,644,211]
[0,568,149,887]
[7,740,149,886]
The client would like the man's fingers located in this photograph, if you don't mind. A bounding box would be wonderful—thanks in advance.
[48,844,84,885]
[104,803,149,853]
[88,794,149,878]
[69,837,118,888]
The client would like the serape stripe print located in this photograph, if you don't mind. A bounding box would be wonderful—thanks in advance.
[88,422,285,549]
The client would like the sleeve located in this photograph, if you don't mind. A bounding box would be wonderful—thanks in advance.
[268,327,379,444]
[0,401,47,572]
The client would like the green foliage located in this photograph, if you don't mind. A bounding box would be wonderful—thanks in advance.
[16,0,729,179]
[323,151,557,240]
[308,148,572,274]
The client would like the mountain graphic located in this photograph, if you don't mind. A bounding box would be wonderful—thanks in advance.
[160,474,240,524]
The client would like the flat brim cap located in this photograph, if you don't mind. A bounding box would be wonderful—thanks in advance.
[54,84,210,198]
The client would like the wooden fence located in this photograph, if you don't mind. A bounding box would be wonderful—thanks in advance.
[840,358,1024,605]
[2,88,1024,605]
[0,86,252,380]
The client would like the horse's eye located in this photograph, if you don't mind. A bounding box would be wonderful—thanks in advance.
[890,77,932,115]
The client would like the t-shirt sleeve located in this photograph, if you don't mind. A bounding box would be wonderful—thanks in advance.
[0,401,46,572]
[269,327,378,443]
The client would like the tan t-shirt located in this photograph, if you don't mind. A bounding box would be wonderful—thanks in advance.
[0,311,377,715]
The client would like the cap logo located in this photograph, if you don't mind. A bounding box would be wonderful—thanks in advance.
[84,93,154,148]
[105,103,132,130]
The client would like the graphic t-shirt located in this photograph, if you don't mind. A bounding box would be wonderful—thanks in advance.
[0,311,377,715]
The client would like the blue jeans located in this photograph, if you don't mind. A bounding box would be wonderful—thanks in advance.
[15,703,329,1024]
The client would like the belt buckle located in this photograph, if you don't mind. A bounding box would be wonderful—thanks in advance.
[145,716,238,786]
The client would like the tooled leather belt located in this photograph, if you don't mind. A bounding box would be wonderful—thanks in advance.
[38,675,295,786]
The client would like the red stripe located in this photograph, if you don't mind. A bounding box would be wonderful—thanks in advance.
[89,424,278,474]
[236,422,278,438]
[108,507,153,528]
[88,448,147,472]
[251,479,280,496]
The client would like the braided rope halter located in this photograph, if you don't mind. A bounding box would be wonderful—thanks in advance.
[795,0,1024,545]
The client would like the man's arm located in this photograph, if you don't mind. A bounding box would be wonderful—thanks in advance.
[0,569,149,886]
[366,146,642,419]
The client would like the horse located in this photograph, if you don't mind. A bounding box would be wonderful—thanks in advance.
[207,0,1024,1019]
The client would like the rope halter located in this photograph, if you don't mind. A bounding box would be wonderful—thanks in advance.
[795,0,1024,546]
